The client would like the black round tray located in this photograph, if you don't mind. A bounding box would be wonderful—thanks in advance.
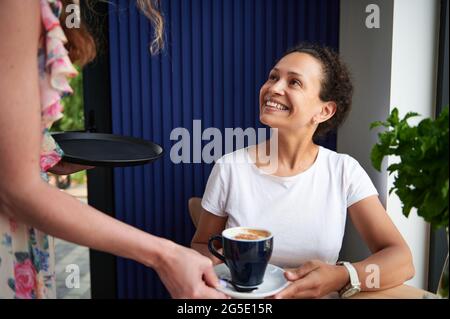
[52,132,164,167]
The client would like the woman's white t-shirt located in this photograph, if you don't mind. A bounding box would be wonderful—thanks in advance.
[201,146,379,268]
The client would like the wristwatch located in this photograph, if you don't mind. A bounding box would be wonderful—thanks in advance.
[336,261,361,298]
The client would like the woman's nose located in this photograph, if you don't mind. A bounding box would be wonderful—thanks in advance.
[268,80,285,95]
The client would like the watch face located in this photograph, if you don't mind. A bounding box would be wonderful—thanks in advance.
[342,287,360,298]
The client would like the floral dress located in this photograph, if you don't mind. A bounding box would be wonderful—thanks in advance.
[0,0,78,299]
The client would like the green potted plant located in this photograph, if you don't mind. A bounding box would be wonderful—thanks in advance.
[370,106,449,298]
[50,68,87,187]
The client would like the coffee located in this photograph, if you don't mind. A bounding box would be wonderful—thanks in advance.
[208,227,273,288]
[234,233,259,240]
[234,229,270,240]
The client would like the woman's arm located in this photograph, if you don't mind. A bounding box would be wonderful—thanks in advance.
[345,195,415,290]
[274,195,415,299]
[191,209,228,264]
[0,1,225,299]
[0,0,161,270]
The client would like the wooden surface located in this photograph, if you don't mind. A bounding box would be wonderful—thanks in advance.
[349,284,439,299]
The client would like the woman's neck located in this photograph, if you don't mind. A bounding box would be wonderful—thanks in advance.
[255,129,319,176]
[278,135,317,166]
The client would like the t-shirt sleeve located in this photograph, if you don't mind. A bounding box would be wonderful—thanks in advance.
[345,157,379,207]
[201,159,229,217]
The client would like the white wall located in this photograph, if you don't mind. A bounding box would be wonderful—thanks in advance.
[387,0,440,289]
[338,0,440,289]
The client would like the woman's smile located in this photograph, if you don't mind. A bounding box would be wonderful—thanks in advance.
[262,97,291,114]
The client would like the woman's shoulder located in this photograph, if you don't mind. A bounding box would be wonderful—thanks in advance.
[216,147,250,165]
[211,148,255,179]
[319,146,363,170]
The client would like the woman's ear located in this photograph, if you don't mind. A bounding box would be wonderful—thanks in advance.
[318,101,337,123]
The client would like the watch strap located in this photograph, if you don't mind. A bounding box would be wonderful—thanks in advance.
[339,261,360,286]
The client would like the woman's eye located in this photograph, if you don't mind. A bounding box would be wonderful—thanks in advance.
[268,74,278,81]
[291,79,302,87]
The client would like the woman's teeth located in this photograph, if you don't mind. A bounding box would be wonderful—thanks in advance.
[265,100,289,111]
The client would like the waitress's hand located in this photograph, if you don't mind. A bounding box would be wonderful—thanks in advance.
[155,241,229,299]
[272,260,349,299]
[48,161,95,175]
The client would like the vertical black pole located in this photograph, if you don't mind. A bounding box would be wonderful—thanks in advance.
[81,1,117,299]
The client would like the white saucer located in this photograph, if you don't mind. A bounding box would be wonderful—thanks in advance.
[214,263,289,299]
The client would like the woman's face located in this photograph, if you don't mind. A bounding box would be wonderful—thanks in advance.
[259,52,332,133]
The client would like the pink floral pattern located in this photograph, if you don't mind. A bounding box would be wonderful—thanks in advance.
[0,0,77,298]
[14,260,38,299]
[39,0,78,174]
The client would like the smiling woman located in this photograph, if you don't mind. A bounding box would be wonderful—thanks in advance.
[259,43,353,140]
[192,42,415,299]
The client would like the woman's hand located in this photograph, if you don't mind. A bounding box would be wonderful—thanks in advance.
[273,260,349,299]
[48,161,94,175]
[155,241,229,299]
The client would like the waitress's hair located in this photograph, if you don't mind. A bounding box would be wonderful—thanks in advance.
[282,43,353,139]
[60,0,164,67]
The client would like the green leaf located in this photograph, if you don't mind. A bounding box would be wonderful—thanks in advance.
[371,144,385,171]
[370,106,449,228]
[397,126,417,142]
[370,121,388,129]
[403,112,420,121]
[418,119,433,136]
[388,108,400,126]
[386,163,402,172]
[51,68,85,133]
[389,186,396,195]
[380,131,397,147]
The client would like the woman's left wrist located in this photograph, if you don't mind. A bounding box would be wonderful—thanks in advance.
[333,264,350,291]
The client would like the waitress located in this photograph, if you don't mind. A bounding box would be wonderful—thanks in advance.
[0,0,225,299]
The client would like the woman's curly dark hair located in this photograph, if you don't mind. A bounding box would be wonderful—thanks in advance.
[282,43,353,139]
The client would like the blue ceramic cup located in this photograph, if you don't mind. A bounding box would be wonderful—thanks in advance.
[208,227,273,287]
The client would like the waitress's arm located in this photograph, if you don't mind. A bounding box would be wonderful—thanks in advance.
[0,0,164,271]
